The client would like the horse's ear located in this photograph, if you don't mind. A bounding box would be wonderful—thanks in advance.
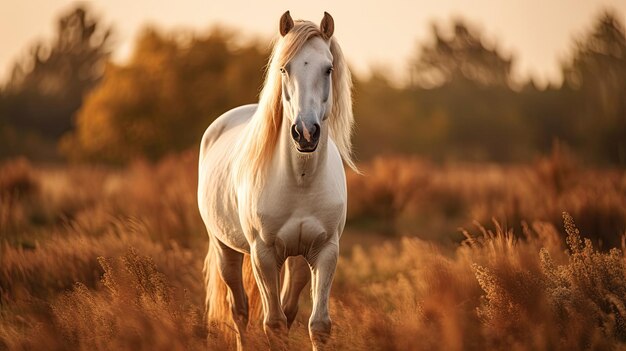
[279,11,294,36]
[320,12,334,39]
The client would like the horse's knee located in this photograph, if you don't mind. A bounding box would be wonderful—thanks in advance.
[264,316,288,333]
[309,317,332,344]
[263,317,289,350]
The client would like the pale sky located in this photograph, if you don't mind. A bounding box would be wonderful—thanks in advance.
[1,0,625,86]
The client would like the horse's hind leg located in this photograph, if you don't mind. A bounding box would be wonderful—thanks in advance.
[280,256,310,328]
[214,239,249,350]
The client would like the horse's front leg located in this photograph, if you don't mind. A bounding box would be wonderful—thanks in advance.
[307,241,339,351]
[250,239,288,350]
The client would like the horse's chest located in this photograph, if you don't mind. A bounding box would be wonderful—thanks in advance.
[257,188,345,255]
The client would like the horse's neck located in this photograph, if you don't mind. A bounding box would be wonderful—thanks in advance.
[272,113,329,187]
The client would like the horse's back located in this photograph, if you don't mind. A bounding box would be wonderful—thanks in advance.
[199,104,257,160]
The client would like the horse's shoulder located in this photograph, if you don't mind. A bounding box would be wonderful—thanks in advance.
[200,104,257,155]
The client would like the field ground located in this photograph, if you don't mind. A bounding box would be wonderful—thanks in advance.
[1,151,626,350]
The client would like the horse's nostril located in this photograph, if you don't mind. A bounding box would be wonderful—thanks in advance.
[312,123,321,140]
[291,124,300,141]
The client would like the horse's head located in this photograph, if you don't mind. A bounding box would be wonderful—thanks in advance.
[278,11,335,153]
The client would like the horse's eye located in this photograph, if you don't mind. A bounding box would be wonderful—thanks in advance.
[280,67,286,74]
[326,67,334,75]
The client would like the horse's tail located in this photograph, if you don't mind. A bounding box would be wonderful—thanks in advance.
[203,238,262,340]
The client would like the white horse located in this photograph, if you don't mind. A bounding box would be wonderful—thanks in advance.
[198,11,356,351]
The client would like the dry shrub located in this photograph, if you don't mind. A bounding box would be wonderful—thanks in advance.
[1,150,202,246]
[534,141,579,195]
[102,151,202,247]
[348,155,626,246]
[0,161,110,246]
[347,157,431,221]
[0,153,208,350]
[2,155,626,350]
[472,213,626,350]
[0,158,39,197]
[47,248,203,351]
[324,214,626,350]
[1,220,198,303]
[0,228,205,350]
[0,158,40,243]
[332,236,484,351]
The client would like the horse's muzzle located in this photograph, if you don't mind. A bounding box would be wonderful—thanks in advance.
[291,122,320,153]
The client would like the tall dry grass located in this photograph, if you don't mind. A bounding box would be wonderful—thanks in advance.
[1,153,625,350]
[348,147,626,247]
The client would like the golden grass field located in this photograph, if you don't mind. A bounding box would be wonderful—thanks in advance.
[1,150,626,350]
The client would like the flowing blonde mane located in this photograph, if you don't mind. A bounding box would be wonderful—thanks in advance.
[232,20,356,218]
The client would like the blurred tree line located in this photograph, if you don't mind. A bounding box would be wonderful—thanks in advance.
[0,6,624,165]
[60,27,267,162]
[0,6,112,160]
[354,11,626,164]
